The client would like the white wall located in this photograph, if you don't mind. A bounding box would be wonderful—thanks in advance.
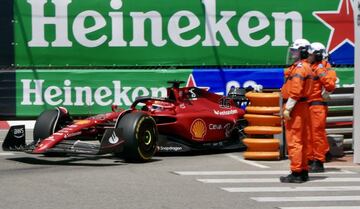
[354,0,360,164]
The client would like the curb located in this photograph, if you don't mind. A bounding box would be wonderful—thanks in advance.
[0,121,36,130]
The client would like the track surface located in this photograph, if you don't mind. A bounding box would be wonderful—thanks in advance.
[0,131,360,209]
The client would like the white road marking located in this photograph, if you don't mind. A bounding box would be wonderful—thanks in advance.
[174,170,355,176]
[252,196,360,202]
[326,165,360,168]
[259,161,288,164]
[226,154,269,169]
[197,177,360,183]
[222,186,360,193]
[278,207,360,209]
[0,153,15,156]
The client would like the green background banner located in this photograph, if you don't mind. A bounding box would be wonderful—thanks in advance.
[16,69,191,116]
[14,0,339,67]
[12,67,353,117]
[335,68,355,87]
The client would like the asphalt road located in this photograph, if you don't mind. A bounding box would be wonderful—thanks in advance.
[0,131,360,209]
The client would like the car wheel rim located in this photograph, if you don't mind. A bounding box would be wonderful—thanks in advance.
[138,119,157,157]
[144,130,152,145]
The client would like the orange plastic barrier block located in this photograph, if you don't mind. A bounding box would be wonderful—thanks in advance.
[245,92,280,107]
[245,106,280,114]
[244,126,282,135]
[243,138,280,152]
[243,151,280,160]
[244,114,281,126]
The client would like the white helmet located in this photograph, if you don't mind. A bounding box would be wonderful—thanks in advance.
[290,39,310,50]
[308,42,326,54]
[287,39,310,63]
[308,42,327,56]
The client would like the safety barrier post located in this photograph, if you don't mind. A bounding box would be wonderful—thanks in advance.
[243,92,283,160]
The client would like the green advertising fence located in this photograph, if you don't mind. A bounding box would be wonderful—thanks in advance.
[0,0,355,118]
[15,69,192,116]
[4,67,352,117]
[14,0,340,67]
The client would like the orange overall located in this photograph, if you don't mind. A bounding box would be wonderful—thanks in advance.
[281,60,313,172]
[307,61,337,162]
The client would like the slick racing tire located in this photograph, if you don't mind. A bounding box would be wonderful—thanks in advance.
[116,112,158,162]
[33,108,70,156]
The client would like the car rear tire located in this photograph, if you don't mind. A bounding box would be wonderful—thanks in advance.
[115,112,158,162]
[33,108,71,156]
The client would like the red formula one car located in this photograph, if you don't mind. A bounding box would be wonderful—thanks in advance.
[2,81,249,162]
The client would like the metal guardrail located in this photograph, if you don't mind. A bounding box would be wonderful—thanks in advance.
[327,116,353,123]
[326,90,354,151]
[326,128,353,134]
[329,94,354,100]
[344,138,353,146]
[328,105,353,111]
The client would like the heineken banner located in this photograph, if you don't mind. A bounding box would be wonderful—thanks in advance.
[0,67,353,117]
[12,0,354,67]
[10,68,285,117]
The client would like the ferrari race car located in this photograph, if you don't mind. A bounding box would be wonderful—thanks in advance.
[2,81,249,162]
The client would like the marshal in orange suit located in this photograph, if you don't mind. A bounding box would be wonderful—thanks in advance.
[307,42,337,173]
[280,39,314,183]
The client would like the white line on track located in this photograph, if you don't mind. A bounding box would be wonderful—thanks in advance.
[326,165,360,168]
[225,154,269,168]
[174,170,355,176]
[221,186,360,193]
[197,177,360,183]
[278,206,360,209]
[251,196,360,202]
[258,161,288,164]
[0,153,15,156]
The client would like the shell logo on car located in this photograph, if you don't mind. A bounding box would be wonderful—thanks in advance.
[190,119,207,140]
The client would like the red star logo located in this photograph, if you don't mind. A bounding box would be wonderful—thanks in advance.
[314,0,354,53]
[186,74,210,91]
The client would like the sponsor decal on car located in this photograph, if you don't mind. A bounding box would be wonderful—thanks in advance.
[64,131,81,139]
[224,123,233,138]
[108,132,119,144]
[218,97,231,108]
[213,109,238,116]
[209,123,231,130]
[158,146,183,152]
[209,123,233,137]
[75,120,91,125]
[209,124,222,130]
[13,127,25,139]
[190,118,207,140]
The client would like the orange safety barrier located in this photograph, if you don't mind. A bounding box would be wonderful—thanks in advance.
[243,151,280,160]
[244,114,281,126]
[244,126,282,135]
[245,92,280,107]
[243,138,280,152]
[243,92,283,161]
[245,106,281,115]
